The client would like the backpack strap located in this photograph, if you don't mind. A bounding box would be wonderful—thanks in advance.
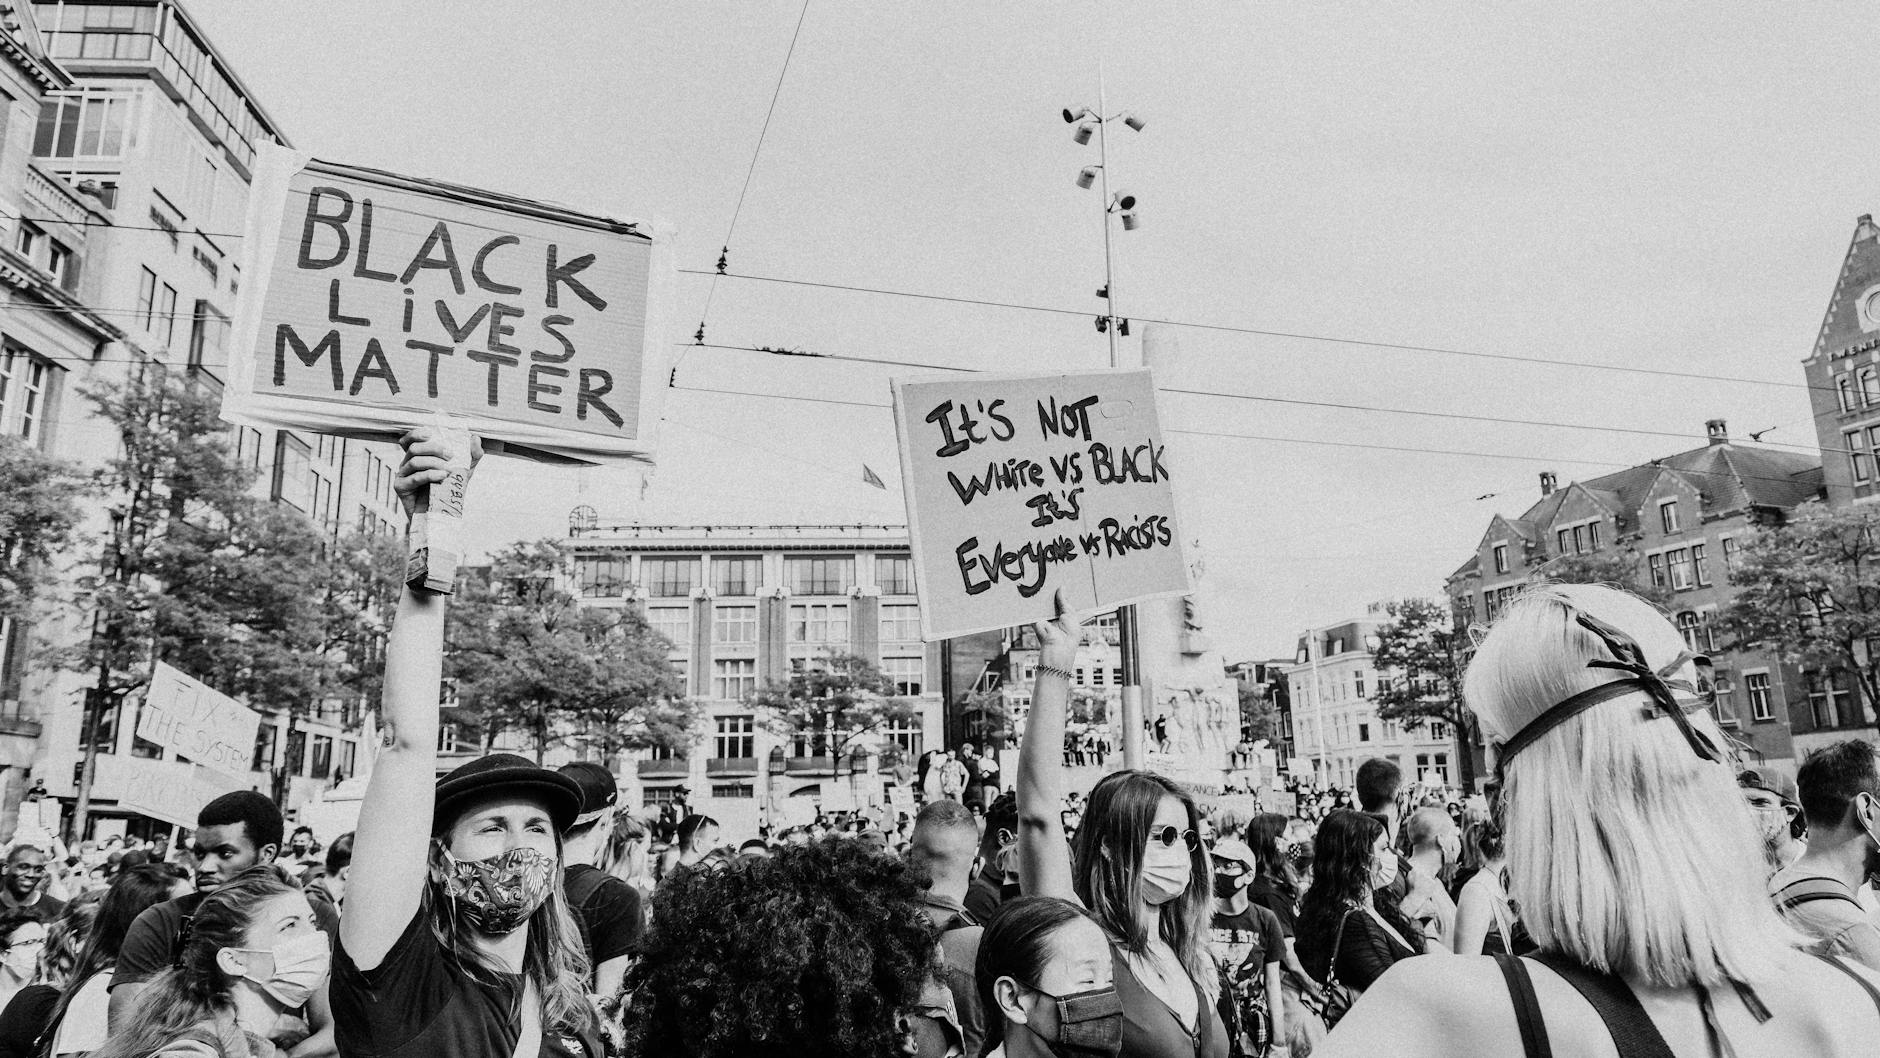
[1493,953,1552,1058]
[1810,951,1880,1022]
[1773,877,1866,914]
[1529,952,1677,1058]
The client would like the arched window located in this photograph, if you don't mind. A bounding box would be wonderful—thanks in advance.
[1676,611,1702,651]
[1862,367,1879,407]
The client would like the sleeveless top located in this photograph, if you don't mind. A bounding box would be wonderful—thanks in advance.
[1110,945,1229,1058]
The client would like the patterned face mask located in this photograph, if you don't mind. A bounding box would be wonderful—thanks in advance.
[435,846,557,934]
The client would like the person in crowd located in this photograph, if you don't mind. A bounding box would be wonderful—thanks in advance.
[1243,813,1320,1006]
[1397,808,1458,951]
[1212,807,1251,859]
[1740,767,1807,876]
[657,814,721,883]
[0,912,45,1013]
[908,800,987,1055]
[599,810,656,915]
[619,837,954,1058]
[0,887,103,1058]
[108,792,286,1032]
[975,896,1119,1058]
[976,748,1002,808]
[1768,740,1880,970]
[301,834,350,947]
[919,747,944,805]
[557,761,643,997]
[1317,583,1880,1056]
[1296,810,1429,1001]
[34,863,189,1057]
[1353,760,1405,868]
[966,794,1020,923]
[961,743,986,809]
[939,751,969,804]
[1450,820,1528,957]
[1209,841,1287,1050]
[1019,594,1229,1058]
[736,838,769,859]
[284,829,321,873]
[90,867,329,1058]
[334,428,598,1058]
[0,846,64,924]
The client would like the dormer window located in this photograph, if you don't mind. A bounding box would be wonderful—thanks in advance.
[1659,500,1680,534]
[1493,543,1509,574]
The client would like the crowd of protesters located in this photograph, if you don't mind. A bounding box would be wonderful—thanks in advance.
[2,434,1879,1056]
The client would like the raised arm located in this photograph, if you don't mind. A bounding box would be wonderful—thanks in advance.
[1016,593,1080,903]
[340,429,478,970]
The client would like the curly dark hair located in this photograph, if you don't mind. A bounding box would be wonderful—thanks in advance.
[619,836,939,1058]
[1297,810,1420,982]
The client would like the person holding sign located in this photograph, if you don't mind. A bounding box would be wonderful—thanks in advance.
[334,428,601,1058]
[1017,593,1228,1058]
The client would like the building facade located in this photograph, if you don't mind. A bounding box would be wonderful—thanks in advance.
[1446,423,1830,769]
[561,524,946,837]
[1281,610,1458,790]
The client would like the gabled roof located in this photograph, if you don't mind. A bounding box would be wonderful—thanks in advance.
[1812,214,1880,361]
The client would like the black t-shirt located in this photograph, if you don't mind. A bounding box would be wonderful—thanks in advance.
[332,911,601,1058]
[1247,876,1299,939]
[1,894,63,925]
[112,892,205,990]
[0,983,57,1058]
[564,865,643,970]
[1211,904,1285,976]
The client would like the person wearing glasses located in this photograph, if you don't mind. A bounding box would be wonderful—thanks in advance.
[0,911,46,1013]
[1017,594,1228,1058]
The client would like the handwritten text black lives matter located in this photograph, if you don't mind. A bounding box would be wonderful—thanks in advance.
[271,185,629,430]
[922,390,1173,599]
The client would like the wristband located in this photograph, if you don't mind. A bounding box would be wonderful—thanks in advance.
[1037,665,1074,683]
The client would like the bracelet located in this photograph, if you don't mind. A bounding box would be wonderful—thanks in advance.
[1037,665,1074,683]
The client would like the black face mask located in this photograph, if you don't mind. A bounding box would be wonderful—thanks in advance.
[1022,983,1124,1058]
[1213,869,1248,900]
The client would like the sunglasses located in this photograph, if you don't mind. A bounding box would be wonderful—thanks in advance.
[1147,826,1200,852]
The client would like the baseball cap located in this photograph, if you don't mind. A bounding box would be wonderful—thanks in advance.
[1737,767,1799,808]
[434,753,583,835]
[557,761,620,830]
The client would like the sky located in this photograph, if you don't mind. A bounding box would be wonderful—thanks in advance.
[183,1,1880,660]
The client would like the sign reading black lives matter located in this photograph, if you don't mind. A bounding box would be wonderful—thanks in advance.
[222,146,672,463]
[893,369,1190,640]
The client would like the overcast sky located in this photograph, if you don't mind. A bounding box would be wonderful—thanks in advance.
[187,1,1877,660]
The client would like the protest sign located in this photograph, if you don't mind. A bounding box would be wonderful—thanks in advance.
[892,369,1190,640]
[222,146,673,465]
[91,757,243,830]
[1264,790,1299,817]
[137,662,263,780]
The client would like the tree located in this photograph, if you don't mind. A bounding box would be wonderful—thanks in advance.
[1540,549,1673,608]
[1368,597,1477,791]
[1718,501,1880,723]
[749,652,918,799]
[1238,683,1280,745]
[960,686,1014,750]
[0,436,83,620]
[64,367,337,838]
[446,541,696,763]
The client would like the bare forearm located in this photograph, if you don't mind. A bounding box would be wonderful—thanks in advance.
[1016,669,1072,898]
[379,586,446,753]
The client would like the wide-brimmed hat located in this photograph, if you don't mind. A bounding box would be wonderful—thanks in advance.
[434,753,583,835]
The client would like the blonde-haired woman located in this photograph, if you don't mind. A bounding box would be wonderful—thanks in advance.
[1316,583,1880,1058]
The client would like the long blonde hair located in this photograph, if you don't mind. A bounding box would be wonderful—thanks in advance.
[1464,583,1797,987]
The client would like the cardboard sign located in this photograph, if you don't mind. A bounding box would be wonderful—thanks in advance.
[119,762,242,830]
[137,662,263,780]
[1264,790,1299,817]
[893,369,1190,640]
[223,147,673,464]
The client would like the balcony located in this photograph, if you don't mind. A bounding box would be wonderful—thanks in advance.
[637,758,691,780]
[706,757,759,778]
[784,755,838,776]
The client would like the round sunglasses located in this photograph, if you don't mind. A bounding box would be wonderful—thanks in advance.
[1147,825,1200,852]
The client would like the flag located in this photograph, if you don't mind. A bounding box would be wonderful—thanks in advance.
[862,464,886,490]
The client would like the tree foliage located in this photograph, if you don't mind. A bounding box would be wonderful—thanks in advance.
[1368,597,1476,790]
[446,540,696,762]
[749,652,917,763]
[1718,501,1880,716]
[0,436,84,621]
[960,686,1013,750]
[1238,683,1280,745]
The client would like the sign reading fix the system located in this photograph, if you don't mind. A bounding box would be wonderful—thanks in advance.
[137,662,263,780]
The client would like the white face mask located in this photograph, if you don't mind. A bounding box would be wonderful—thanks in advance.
[231,930,331,1007]
[1141,842,1192,905]
[1368,848,1398,890]
[2,939,37,979]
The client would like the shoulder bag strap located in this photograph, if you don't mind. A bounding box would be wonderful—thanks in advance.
[1529,953,1677,1058]
[1493,953,1552,1058]
[1809,951,1880,1022]
[1325,906,1355,989]
[1773,877,1866,912]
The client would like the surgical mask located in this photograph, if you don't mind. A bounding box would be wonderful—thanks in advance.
[2,937,38,978]
[1141,842,1191,905]
[1368,849,1398,890]
[435,846,557,934]
[1022,982,1124,1058]
[1749,805,1788,842]
[230,930,331,1007]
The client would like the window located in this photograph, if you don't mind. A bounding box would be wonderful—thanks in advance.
[191,244,219,282]
[880,604,920,642]
[1841,376,1857,412]
[37,5,157,60]
[310,735,333,779]
[646,607,690,647]
[714,715,755,759]
[253,723,276,772]
[1556,528,1569,553]
[1589,522,1601,550]
[711,783,755,799]
[337,740,357,780]
[1660,500,1680,534]
[643,557,699,598]
[784,556,853,596]
[642,786,682,807]
[882,656,924,695]
[47,241,75,291]
[1430,722,1449,741]
[1720,537,1739,582]
[148,206,179,248]
[135,266,156,329]
[789,602,849,645]
[1492,543,1508,574]
[1864,368,1880,407]
[713,605,757,644]
[1358,723,1370,742]
[0,348,51,446]
[1676,611,1702,651]
[1693,543,1710,587]
[1648,553,1667,588]
[14,222,40,259]
[1667,548,1693,591]
[712,556,760,597]
[884,720,923,760]
[713,659,757,700]
[158,283,178,348]
[877,554,915,595]
[33,87,135,159]
[1807,673,1837,728]
[791,714,837,758]
[1354,672,1366,698]
[271,431,313,511]
[1850,428,1874,483]
[1746,672,1773,721]
[574,555,628,598]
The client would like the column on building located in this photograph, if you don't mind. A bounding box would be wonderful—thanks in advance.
[689,589,714,700]
[849,585,881,663]
[758,588,789,686]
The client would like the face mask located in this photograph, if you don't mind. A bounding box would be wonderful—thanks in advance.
[1022,982,1124,1058]
[2,940,36,978]
[231,930,331,1007]
[1141,842,1191,906]
[436,846,557,934]
[1750,805,1788,842]
[1368,849,1398,890]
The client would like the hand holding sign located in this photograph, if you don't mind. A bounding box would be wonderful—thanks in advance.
[394,425,480,593]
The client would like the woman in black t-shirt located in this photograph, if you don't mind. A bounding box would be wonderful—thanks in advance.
[335,429,599,1058]
[1295,811,1425,996]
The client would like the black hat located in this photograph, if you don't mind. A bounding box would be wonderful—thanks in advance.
[557,761,620,829]
[434,753,583,835]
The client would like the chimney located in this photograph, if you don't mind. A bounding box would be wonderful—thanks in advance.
[1706,419,1728,446]
[1539,471,1557,497]
[1859,214,1879,243]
